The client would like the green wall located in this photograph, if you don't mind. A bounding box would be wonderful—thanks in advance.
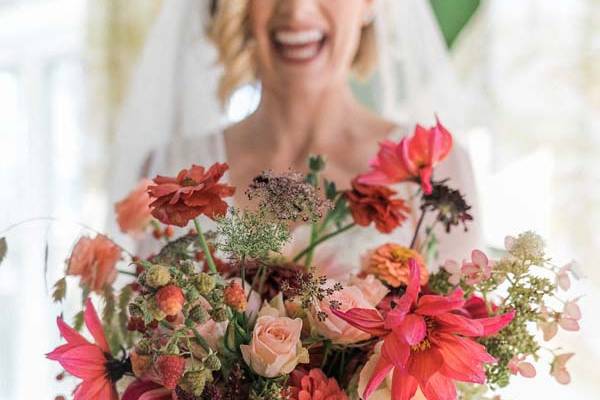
[429,0,480,48]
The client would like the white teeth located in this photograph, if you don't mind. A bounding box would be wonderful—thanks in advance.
[281,45,320,60]
[275,29,324,46]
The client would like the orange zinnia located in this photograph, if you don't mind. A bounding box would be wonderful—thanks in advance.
[363,244,429,288]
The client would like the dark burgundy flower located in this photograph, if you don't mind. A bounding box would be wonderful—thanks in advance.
[148,163,235,227]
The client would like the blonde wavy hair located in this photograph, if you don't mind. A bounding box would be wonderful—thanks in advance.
[208,0,378,106]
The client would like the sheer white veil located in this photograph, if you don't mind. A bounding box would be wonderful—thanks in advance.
[109,0,468,202]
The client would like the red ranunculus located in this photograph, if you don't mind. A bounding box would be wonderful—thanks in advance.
[346,178,411,234]
[148,163,235,227]
[359,118,453,195]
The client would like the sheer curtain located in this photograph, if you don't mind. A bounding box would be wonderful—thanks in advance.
[453,0,600,398]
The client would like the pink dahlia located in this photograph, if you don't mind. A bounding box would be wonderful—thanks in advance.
[47,299,122,400]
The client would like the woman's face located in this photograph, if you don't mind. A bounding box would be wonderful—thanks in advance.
[248,0,374,95]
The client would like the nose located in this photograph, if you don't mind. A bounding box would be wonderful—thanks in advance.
[275,0,320,25]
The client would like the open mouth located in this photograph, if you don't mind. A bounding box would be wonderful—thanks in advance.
[271,29,327,64]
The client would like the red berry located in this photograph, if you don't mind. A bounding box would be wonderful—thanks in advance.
[164,225,174,238]
[155,285,185,316]
[156,355,185,389]
[152,228,162,239]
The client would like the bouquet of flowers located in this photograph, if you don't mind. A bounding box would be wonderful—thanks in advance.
[41,119,582,400]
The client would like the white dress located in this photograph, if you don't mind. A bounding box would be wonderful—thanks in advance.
[144,129,484,275]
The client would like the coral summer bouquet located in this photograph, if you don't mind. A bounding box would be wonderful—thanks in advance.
[39,120,582,400]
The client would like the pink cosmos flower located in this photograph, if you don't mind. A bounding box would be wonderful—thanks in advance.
[332,260,514,400]
[47,299,120,400]
[551,353,575,385]
[359,118,453,195]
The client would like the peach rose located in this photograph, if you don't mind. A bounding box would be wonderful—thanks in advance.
[348,274,389,306]
[240,315,308,378]
[67,235,120,293]
[114,178,153,236]
[362,243,429,288]
[311,284,377,344]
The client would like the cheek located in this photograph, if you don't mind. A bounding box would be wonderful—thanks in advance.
[248,1,275,65]
[325,0,365,62]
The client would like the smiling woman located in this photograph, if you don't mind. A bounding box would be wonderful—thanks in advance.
[209,0,377,105]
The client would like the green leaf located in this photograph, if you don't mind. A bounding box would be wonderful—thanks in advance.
[73,310,84,331]
[102,285,116,326]
[52,277,67,303]
[0,237,7,265]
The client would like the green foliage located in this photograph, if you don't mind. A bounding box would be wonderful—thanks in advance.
[73,310,84,331]
[52,277,67,303]
[475,232,555,388]
[249,376,288,400]
[428,268,453,295]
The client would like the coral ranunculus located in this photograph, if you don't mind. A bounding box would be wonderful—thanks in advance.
[46,299,120,400]
[359,118,452,195]
[346,178,411,234]
[333,260,515,400]
[67,235,121,293]
[289,368,349,400]
[363,244,429,288]
[115,178,153,236]
[148,163,235,227]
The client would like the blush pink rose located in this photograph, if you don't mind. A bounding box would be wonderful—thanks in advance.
[312,284,378,344]
[240,316,308,378]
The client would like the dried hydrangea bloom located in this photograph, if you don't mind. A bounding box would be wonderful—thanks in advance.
[246,170,331,222]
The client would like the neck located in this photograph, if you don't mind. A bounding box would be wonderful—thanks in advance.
[248,82,363,161]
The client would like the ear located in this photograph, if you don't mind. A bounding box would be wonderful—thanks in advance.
[362,0,377,26]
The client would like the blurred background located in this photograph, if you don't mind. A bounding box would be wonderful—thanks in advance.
[0,0,598,398]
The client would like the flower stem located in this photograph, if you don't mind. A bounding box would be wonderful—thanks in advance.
[293,223,356,263]
[303,222,319,268]
[410,209,427,249]
[117,269,137,277]
[194,218,217,274]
